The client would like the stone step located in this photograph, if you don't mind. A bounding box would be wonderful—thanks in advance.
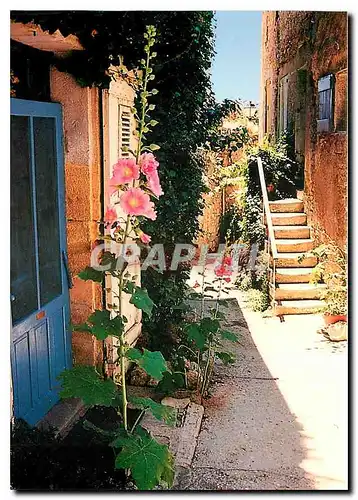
[269,199,304,213]
[269,212,307,226]
[275,267,314,283]
[275,299,324,315]
[270,283,326,301]
[273,225,310,239]
[271,252,318,268]
[276,238,315,253]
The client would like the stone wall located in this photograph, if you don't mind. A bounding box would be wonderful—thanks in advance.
[51,67,103,367]
[260,12,348,249]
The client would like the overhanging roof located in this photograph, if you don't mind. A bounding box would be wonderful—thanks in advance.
[10,22,84,53]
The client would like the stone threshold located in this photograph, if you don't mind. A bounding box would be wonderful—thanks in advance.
[37,398,86,438]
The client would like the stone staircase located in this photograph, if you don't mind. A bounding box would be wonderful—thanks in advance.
[266,199,325,316]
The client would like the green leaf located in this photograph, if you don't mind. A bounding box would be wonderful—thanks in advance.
[127,348,167,381]
[72,323,93,333]
[113,426,174,490]
[74,310,125,341]
[185,323,206,350]
[219,329,240,342]
[129,396,176,426]
[216,351,236,365]
[149,119,159,127]
[58,365,117,406]
[200,317,220,334]
[126,347,142,361]
[155,371,185,395]
[129,287,154,317]
[149,143,160,151]
[78,266,104,283]
[124,281,136,294]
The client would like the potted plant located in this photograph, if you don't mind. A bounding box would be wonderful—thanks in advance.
[322,285,347,325]
[308,243,347,325]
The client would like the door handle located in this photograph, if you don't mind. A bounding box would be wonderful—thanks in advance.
[10,293,15,302]
[62,251,73,289]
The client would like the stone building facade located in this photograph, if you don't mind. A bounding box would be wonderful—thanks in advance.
[10,21,140,423]
[260,11,348,250]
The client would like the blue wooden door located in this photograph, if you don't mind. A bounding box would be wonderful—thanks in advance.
[11,98,71,426]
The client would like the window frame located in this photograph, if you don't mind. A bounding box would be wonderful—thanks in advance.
[317,74,335,133]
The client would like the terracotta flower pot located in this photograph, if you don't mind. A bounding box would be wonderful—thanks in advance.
[323,314,347,326]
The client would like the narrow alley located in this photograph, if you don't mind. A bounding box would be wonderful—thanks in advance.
[175,265,348,490]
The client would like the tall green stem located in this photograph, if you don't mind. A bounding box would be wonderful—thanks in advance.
[201,277,223,396]
[116,34,152,433]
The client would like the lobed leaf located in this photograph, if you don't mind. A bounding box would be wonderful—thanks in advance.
[128,396,176,426]
[58,365,117,406]
[219,329,240,343]
[126,348,167,381]
[185,323,207,350]
[113,426,174,490]
[129,287,154,317]
[78,266,104,283]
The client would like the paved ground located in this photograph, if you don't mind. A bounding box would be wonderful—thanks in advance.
[176,265,348,491]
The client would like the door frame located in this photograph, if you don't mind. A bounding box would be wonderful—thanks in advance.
[10,98,71,423]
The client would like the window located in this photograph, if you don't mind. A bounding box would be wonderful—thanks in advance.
[119,106,131,157]
[278,76,289,133]
[318,74,334,132]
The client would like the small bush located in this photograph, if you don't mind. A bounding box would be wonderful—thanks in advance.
[247,289,270,312]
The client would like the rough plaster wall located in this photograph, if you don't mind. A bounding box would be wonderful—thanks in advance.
[260,12,348,250]
[50,67,103,367]
[260,12,278,140]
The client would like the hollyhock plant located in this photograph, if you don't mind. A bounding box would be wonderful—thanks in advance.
[110,158,140,188]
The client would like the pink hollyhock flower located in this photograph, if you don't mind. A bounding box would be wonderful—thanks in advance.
[214,255,233,278]
[147,170,164,197]
[110,158,139,188]
[104,206,117,223]
[139,153,163,197]
[224,277,231,283]
[223,255,233,266]
[139,232,151,244]
[120,187,154,218]
[139,152,159,176]
[143,201,157,220]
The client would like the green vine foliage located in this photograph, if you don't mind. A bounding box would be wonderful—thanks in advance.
[235,133,301,246]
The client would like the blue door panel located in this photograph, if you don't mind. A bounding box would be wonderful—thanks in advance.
[13,335,33,415]
[11,98,71,426]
